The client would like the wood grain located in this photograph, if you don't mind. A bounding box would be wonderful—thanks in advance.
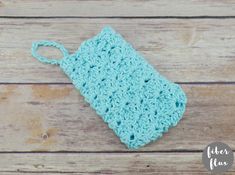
[0,84,234,152]
[0,0,235,17]
[1,18,235,83]
[0,153,234,174]
[1,1,235,174]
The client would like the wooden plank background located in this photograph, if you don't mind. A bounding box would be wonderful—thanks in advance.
[0,153,234,174]
[1,18,235,83]
[0,0,235,17]
[0,0,235,174]
[0,84,235,152]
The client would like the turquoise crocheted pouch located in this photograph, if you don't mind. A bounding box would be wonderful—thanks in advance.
[31,27,187,149]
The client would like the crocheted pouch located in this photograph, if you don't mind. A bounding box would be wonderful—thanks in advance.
[31,27,187,149]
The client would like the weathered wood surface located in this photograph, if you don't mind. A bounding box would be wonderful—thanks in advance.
[0,0,235,17]
[1,1,235,174]
[0,153,234,174]
[0,84,234,152]
[1,18,235,83]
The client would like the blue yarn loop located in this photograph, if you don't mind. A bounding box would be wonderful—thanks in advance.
[31,40,69,65]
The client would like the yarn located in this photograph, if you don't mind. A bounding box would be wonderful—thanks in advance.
[31,27,187,149]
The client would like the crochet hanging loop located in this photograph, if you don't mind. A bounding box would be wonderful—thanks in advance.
[31,40,69,65]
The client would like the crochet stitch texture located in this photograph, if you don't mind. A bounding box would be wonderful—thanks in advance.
[32,27,187,149]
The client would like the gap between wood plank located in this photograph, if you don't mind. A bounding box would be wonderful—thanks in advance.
[1,82,235,85]
[0,150,203,154]
[0,150,234,154]
[1,16,235,19]
[2,171,227,174]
